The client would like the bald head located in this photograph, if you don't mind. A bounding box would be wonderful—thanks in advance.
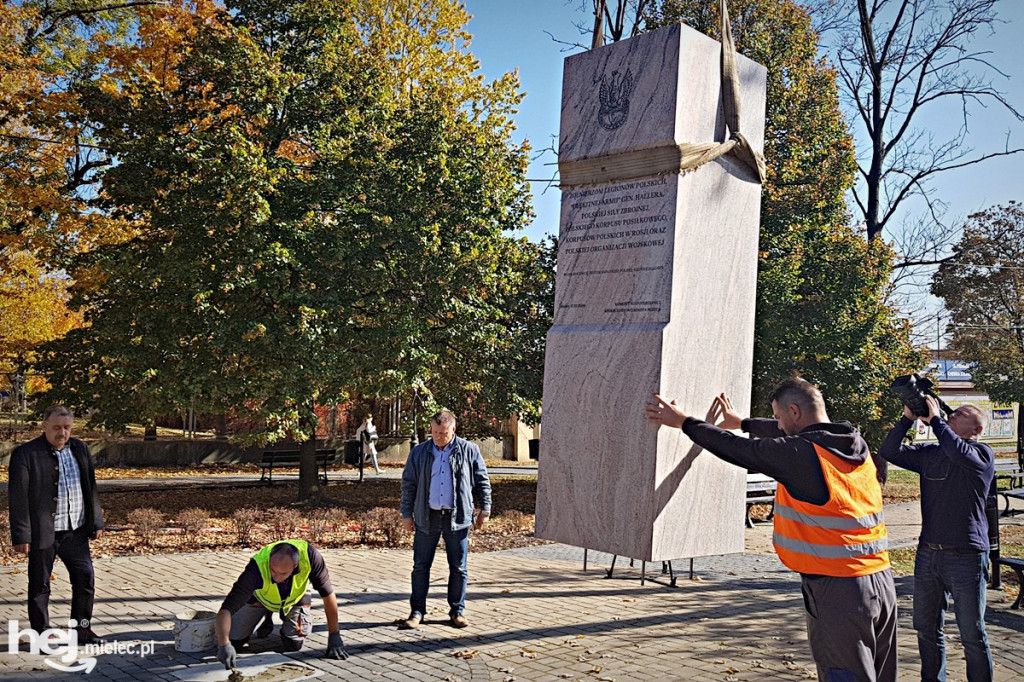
[268,543,300,583]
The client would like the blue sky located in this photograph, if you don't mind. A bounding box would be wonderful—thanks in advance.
[464,1,1024,245]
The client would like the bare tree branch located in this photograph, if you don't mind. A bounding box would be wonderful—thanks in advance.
[806,0,1020,246]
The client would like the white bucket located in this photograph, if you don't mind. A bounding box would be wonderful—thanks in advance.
[172,609,217,652]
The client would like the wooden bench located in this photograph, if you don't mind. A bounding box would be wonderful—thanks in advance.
[996,557,1024,609]
[745,473,777,528]
[994,458,1024,517]
[259,449,337,485]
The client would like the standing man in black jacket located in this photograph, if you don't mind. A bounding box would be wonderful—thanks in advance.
[8,405,105,643]
[878,396,995,682]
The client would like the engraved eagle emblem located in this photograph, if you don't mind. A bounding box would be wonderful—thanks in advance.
[597,68,635,130]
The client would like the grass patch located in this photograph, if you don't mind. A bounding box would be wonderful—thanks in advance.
[887,525,1024,603]
[882,468,920,504]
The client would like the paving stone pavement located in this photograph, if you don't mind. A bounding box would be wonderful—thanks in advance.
[1,502,1022,681]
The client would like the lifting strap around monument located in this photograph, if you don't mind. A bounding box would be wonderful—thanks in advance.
[559,0,767,188]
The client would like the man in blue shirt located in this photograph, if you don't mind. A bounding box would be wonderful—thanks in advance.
[398,410,491,630]
[878,396,995,682]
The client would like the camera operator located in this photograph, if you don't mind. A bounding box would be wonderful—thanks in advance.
[878,395,995,682]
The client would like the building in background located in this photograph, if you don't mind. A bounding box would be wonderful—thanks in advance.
[914,354,1020,456]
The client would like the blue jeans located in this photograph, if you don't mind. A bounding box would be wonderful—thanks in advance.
[913,545,993,682]
[410,511,469,618]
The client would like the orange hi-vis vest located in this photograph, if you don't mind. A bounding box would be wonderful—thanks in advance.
[773,442,890,577]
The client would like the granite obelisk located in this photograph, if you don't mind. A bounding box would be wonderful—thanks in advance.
[535,22,767,562]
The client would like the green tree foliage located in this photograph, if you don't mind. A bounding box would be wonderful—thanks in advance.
[932,203,1024,437]
[40,0,545,499]
[648,0,925,441]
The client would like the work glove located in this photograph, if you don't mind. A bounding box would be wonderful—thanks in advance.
[217,642,237,669]
[325,632,348,660]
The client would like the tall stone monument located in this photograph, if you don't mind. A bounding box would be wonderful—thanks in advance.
[535,22,767,562]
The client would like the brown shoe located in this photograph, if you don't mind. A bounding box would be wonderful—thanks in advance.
[397,613,422,630]
[450,613,469,628]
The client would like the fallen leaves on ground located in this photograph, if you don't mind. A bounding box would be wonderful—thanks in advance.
[0,479,549,564]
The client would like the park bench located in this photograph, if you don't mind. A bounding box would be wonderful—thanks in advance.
[745,472,777,528]
[995,556,1024,609]
[994,458,1024,517]
[259,449,337,485]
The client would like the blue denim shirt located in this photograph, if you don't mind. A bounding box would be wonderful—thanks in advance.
[401,436,491,531]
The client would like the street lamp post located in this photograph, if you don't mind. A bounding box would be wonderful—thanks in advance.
[410,389,419,447]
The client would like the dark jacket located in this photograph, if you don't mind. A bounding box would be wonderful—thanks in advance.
[878,416,994,550]
[8,435,104,549]
[400,436,491,531]
[682,417,879,505]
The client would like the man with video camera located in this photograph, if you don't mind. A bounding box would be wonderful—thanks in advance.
[878,388,995,682]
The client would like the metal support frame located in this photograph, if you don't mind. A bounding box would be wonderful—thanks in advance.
[603,555,679,588]
[582,549,694,587]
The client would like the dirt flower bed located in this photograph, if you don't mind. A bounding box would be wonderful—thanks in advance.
[0,478,548,565]
[0,462,414,483]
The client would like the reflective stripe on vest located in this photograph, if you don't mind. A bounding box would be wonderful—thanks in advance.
[772,443,890,577]
[252,539,311,613]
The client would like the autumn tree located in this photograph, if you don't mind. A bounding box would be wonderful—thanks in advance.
[932,202,1024,455]
[0,1,136,265]
[649,0,926,441]
[1,1,154,411]
[0,250,82,407]
[42,0,544,500]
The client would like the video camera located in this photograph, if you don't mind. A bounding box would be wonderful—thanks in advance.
[889,374,953,418]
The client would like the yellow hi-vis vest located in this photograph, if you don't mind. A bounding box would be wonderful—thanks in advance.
[252,540,311,613]
[772,443,890,577]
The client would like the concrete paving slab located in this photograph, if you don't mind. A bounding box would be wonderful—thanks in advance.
[1,500,1021,681]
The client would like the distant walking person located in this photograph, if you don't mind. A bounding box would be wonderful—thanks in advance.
[7,405,105,644]
[646,378,897,682]
[355,414,382,474]
[878,397,995,682]
[398,410,491,629]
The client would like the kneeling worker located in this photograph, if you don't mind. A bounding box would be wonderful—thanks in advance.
[215,539,348,669]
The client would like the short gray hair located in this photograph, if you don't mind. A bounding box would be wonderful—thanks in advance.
[955,404,987,431]
[431,410,456,427]
[42,405,74,422]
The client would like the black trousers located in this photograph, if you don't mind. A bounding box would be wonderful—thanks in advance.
[27,527,95,631]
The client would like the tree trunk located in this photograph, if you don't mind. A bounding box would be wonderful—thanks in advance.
[298,413,321,503]
[592,0,606,49]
